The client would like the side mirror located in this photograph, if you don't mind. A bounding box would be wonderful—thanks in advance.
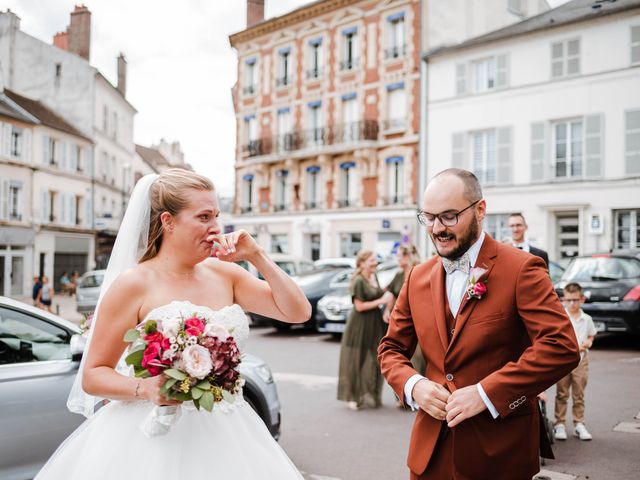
[70,333,86,361]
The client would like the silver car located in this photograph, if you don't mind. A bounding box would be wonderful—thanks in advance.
[0,297,281,480]
[75,270,105,316]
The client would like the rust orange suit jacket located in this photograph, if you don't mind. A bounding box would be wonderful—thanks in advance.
[378,235,580,479]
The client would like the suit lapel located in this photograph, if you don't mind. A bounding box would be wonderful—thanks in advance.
[447,235,498,353]
[430,259,449,352]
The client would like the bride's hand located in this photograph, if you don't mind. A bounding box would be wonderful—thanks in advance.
[207,229,262,263]
[139,376,181,406]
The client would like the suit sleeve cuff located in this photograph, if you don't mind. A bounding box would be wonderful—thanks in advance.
[404,374,425,411]
[477,383,499,419]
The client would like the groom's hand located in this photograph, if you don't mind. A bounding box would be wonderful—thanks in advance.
[412,379,450,421]
[445,384,486,428]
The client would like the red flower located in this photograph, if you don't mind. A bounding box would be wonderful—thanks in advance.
[184,317,205,335]
[161,337,172,351]
[473,282,487,297]
[145,332,164,344]
[141,342,161,369]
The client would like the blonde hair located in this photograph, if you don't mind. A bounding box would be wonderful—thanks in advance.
[398,243,421,267]
[350,249,375,290]
[139,169,214,262]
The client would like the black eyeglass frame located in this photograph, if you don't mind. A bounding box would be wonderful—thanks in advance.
[417,199,481,227]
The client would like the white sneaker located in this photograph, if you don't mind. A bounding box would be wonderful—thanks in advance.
[574,422,593,441]
[554,423,567,440]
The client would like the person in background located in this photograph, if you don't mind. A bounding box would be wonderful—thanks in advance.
[36,276,55,313]
[384,244,426,381]
[506,213,549,268]
[32,276,42,306]
[554,282,597,441]
[337,249,393,410]
[60,271,75,296]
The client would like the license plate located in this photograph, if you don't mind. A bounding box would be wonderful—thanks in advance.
[324,323,345,333]
[594,321,606,332]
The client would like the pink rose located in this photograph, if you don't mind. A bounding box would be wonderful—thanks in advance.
[145,332,164,344]
[473,282,487,297]
[182,345,213,379]
[141,342,161,368]
[184,317,205,335]
[161,337,172,351]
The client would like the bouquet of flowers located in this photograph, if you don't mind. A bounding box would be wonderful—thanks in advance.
[123,313,243,436]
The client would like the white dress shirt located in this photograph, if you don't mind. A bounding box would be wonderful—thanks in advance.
[403,231,499,418]
[514,242,530,253]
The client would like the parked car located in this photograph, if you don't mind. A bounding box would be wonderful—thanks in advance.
[549,260,565,284]
[315,262,401,336]
[250,267,352,331]
[0,297,282,480]
[239,254,316,280]
[313,257,356,269]
[75,269,105,316]
[554,250,640,334]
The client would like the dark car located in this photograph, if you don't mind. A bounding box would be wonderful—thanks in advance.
[315,263,400,336]
[250,267,351,331]
[554,250,640,334]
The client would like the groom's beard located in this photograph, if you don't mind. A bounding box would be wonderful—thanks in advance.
[430,216,481,260]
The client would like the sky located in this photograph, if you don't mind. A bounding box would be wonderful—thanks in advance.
[3,0,568,197]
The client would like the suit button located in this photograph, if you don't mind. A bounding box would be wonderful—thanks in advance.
[445,373,454,381]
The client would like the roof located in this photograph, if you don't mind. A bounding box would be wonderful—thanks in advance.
[426,0,640,59]
[135,144,170,171]
[0,93,37,124]
[95,70,138,113]
[3,89,93,142]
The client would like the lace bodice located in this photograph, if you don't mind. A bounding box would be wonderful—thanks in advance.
[141,301,250,352]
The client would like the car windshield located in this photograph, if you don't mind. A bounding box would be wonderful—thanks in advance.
[275,261,296,276]
[296,269,346,287]
[79,274,103,288]
[562,257,640,282]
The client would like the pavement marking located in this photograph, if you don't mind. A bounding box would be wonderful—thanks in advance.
[534,469,577,480]
[274,372,338,390]
[613,422,640,434]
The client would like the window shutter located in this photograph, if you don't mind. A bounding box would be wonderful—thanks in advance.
[41,189,50,223]
[625,110,640,175]
[0,180,7,220]
[551,42,563,78]
[69,143,78,171]
[70,194,77,225]
[2,123,11,156]
[455,63,467,95]
[496,54,509,88]
[59,141,67,169]
[584,114,603,178]
[496,127,513,184]
[22,129,32,163]
[530,122,547,182]
[59,192,66,224]
[85,189,92,227]
[42,134,50,165]
[452,132,466,168]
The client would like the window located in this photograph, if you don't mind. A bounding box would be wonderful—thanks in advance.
[386,83,406,130]
[553,120,583,179]
[241,174,254,213]
[338,162,356,207]
[55,63,62,79]
[0,307,71,364]
[8,182,22,221]
[274,169,288,211]
[112,111,118,140]
[307,38,323,78]
[244,115,259,156]
[277,47,292,87]
[551,39,580,78]
[42,136,56,166]
[473,58,496,92]
[270,234,289,254]
[631,26,640,65]
[307,102,323,146]
[341,94,358,141]
[100,151,108,182]
[10,127,22,158]
[484,214,511,242]
[243,58,257,95]
[386,13,405,59]
[69,143,79,172]
[102,105,108,132]
[276,108,293,152]
[60,193,78,226]
[472,130,497,185]
[386,157,404,205]
[340,27,358,71]
[339,232,362,258]
[305,166,320,209]
[110,156,117,185]
[614,209,640,250]
[625,109,640,175]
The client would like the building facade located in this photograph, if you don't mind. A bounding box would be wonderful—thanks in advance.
[228,0,549,261]
[425,0,640,264]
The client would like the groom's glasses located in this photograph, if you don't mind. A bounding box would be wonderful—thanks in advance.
[417,200,481,227]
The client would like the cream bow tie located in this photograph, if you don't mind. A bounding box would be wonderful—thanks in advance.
[442,253,471,275]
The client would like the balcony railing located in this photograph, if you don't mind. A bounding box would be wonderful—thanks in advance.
[273,203,288,212]
[306,67,323,79]
[242,85,256,95]
[383,118,408,131]
[384,44,406,59]
[339,58,359,71]
[276,76,292,87]
[337,198,354,208]
[382,194,406,206]
[240,206,253,214]
[303,200,319,210]
[241,120,378,157]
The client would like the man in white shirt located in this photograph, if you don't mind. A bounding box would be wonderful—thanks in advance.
[507,213,549,268]
[378,168,580,479]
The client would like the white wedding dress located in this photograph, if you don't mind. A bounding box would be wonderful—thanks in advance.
[35,301,303,480]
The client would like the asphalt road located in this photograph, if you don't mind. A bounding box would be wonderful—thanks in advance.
[246,326,640,480]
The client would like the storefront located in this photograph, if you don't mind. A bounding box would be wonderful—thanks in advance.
[0,226,34,297]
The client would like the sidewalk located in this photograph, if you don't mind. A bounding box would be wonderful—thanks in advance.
[13,294,84,324]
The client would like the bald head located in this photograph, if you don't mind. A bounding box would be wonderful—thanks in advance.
[430,168,483,203]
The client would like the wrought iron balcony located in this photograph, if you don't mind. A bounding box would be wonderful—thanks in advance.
[382,194,406,206]
[303,201,319,210]
[383,118,408,131]
[242,85,255,95]
[240,206,253,214]
[306,67,323,79]
[276,76,292,87]
[337,198,354,208]
[384,44,406,59]
[273,203,288,212]
[339,58,359,71]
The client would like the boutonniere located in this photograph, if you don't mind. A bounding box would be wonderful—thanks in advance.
[466,267,488,300]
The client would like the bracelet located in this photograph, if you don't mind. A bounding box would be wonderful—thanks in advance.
[134,379,141,398]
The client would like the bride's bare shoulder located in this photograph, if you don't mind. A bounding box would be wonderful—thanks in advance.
[103,264,152,300]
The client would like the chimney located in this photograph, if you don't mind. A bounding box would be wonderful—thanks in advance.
[117,53,127,96]
[53,31,69,50]
[68,5,91,61]
[247,0,264,28]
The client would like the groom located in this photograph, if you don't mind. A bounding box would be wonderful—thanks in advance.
[378,169,580,479]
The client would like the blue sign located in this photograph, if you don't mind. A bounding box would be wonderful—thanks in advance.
[382,219,391,229]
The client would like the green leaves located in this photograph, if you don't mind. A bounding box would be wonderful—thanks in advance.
[222,390,236,404]
[123,329,140,343]
[164,368,187,381]
[160,378,178,394]
[200,391,214,412]
[125,346,145,366]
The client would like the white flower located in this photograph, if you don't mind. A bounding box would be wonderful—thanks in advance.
[177,336,185,345]
[170,343,179,352]
[204,323,230,340]
[181,345,213,380]
[159,317,181,338]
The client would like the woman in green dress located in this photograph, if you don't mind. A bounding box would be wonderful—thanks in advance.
[337,250,392,410]
[384,244,426,379]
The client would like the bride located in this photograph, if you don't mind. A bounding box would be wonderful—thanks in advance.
[36,169,311,479]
